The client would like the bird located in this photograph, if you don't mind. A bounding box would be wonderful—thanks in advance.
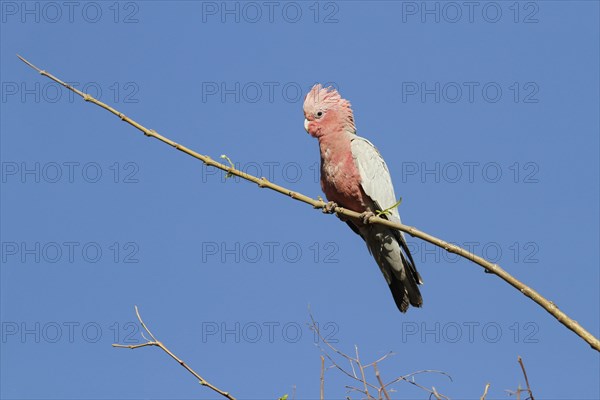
[303,84,423,312]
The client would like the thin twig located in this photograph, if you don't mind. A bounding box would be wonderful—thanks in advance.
[517,356,535,400]
[345,385,368,397]
[113,306,235,400]
[311,318,380,392]
[17,55,600,352]
[320,356,325,400]
[384,370,453,388]
[383,370,452,400]
[355,346,374,400]
[373,362,391,400]
[310,313,381,394]
[364,352,394,369]
[309,315,356,363]
[311,312,450,399]
[313,340,379,398]
[318,347,368,387]
[480,383,491,400]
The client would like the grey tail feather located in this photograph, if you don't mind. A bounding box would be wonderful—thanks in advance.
[400,247,423,307]
[354,201,424,312]
[389,273,423,313]
[389,231,423,313]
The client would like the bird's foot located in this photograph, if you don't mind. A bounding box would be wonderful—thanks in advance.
[360,211,376,225]
[323,201,338,214]
[323,201,349,222]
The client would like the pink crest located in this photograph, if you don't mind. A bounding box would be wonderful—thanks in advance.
[303,84,355,133]
[304,84,343,108]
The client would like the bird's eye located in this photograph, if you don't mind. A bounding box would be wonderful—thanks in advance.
[316,111,323,118]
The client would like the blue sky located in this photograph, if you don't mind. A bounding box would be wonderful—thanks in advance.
[1,1,599,399]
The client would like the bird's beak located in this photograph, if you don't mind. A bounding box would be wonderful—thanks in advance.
[304,118,310,133]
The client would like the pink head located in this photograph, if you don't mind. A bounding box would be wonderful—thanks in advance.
[303,84,356,138]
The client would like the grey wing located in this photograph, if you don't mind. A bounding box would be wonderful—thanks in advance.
[350,136,423,284]
[350,136,400,221]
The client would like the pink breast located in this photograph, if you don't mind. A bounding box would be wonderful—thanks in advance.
[319,137,367,213]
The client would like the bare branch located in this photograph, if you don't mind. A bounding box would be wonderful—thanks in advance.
[311,318,380,392]
[134,305,158,342]
[383,370,452,400]
[384,370,453,388]
[311,311,450,399]
[345,385,368,397]
[113,306,236,400]
[320,356,325,400]
[373,362,391,400]
[17,55,600,352]
[480,383,491,400]
[112,342,157,350]
[364,352,394,369]
[517,356,535,400]
[354,346,374,400]
[310,313,358,364]
[506,385,524,399]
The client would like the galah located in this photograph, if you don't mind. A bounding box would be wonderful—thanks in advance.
[303,84,423,312]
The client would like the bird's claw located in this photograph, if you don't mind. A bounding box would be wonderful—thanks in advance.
[360,211,376,225]
[323,201,338,214]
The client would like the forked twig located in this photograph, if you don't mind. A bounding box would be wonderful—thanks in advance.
[432,386,442,400]
[382,368,453,399]
[518,356,535,400]
[355,345,374,399]
[17,55,599,352]
[113,306,235,400]
[310,312,450,399]
[383,369,453,388]
[373,362,391,400]
[506,356,535,400]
